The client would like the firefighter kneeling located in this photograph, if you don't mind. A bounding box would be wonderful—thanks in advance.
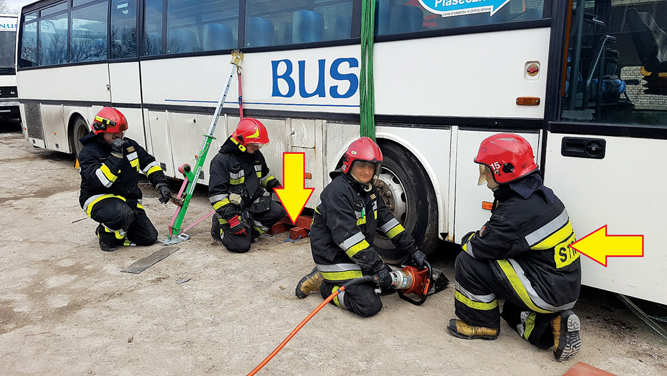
[448,133,582,362]
[208,118,286,253]
[78,107,172,252]
[295,137,447,317]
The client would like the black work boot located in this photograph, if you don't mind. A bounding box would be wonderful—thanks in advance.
[295,267,323,299]
[552,310,581,362]
[96,226,118,252]
[211,213,222,243]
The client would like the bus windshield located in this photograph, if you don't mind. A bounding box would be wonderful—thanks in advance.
[0,16,16,74]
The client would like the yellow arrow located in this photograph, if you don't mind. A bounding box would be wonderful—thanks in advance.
[274,153,314,225]
[569,225,644,267]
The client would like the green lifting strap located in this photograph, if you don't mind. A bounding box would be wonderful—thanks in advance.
[360,0,376,141]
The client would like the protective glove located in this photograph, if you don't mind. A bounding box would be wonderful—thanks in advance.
[157,184,172,204]
[227,215,247,236]
[411,249,428,269]
[374,265,394,290]
[110,138,129,159]
[266,179,282,193]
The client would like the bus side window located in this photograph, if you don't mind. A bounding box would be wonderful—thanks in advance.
[325,15,351,41]
[167,28,198,53]
[246,17,274,47]
[277,22,293,45]
[203,23,234,51]
[376,0,391,35]
[389,4,423,34]
[293,10,323,44]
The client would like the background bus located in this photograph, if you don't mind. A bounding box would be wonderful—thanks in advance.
[0,13,18,123]
[16,0,667,306]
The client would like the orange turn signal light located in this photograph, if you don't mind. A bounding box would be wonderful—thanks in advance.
[482,201,493,210]
[304,172,312,179]
[516,97,540,106]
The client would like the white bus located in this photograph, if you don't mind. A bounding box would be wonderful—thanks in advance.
[17,0,667,305]
[0,14,18,123]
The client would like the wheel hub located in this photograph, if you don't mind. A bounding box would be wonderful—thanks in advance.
[376,169,407,223]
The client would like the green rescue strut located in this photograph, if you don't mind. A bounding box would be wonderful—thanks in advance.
[164,50,243,244]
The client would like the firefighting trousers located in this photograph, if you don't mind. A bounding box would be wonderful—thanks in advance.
[320,280,382,317]
[211,200,285,253]
[88,197,158,247]
[454,252,558,348]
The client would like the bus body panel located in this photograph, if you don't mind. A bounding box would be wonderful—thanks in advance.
[373,28,550,118]
[17,64,110,103]
[454,130,541,242]
[0,15,18,121]
[109,62,141,104]
[544,133,667,305]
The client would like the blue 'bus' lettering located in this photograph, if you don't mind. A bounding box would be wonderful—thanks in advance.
[329,58,358,99]
[271,57,359,100]
[298,59,325,98]
[272,59,296,98]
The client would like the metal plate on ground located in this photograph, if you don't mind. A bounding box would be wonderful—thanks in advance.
[121,247,179,274]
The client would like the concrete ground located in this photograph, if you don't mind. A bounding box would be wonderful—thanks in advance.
[0,130,666,376]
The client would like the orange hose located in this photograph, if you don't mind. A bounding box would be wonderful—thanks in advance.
[247,286,345,376]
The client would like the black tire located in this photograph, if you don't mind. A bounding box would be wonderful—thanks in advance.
[71,116,89,158]
[374,141,439,264]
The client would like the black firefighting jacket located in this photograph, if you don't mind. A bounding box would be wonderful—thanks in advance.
[78,133,167,213]
[461,172,581,311]
[208,137,280,220]
[310,171,418,283]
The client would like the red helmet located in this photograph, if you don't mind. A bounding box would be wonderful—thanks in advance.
[231,118,269,152]
[342,137,383,174]
[91,107,128,134]
[474,133,538,184]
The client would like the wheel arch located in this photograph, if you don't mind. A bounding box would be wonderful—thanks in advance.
[66,109,91,156]
[374,133,447,238]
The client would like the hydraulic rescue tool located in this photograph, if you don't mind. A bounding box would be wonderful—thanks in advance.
[163,50,243,245]
[247,262,433,375]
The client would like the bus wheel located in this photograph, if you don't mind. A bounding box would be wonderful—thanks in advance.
[374,142,439,264]
[72,116,88,158]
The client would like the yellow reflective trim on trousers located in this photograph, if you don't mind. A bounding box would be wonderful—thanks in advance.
[356,217,366,226]
[314,207,321,215]
[252,224,265,235]
[230,177,245,185]
[321,270,363,281]
[523,312,537,341]
[104,226,124,240]
[532,221,573,250]
[136,202,144,210]
[455,291,499,311]
[100,164,118,182]
[213,198,231,210]
[345,240,370,258]
[86,194,126,217]
[146,165,161,176]
[496,260,553,314]
[332,286,342,308]
[386,224,405,239]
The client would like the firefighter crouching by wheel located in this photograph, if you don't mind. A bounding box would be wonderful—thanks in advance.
[294,137,432,317]
[208,118,286,253]
[448,133,582,362]
[78,107,172,252]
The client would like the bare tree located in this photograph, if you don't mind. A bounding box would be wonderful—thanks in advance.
[0,0,19,15]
